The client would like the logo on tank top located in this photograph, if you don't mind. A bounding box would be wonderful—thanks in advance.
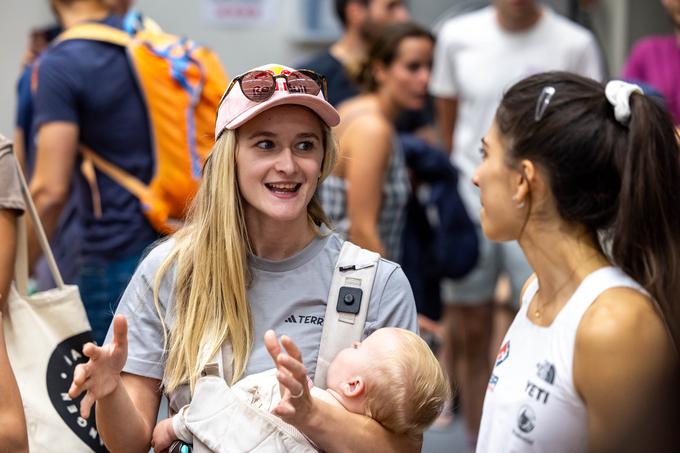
[512,404,537,445]
[284,314,324,325]
[517,405,536,433]
[495,340,510,367]
[487,373,499,391]
[536,361,556,384]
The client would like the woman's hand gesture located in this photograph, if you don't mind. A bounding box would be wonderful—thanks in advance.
[68,314,128,419]
[264,330,315,427]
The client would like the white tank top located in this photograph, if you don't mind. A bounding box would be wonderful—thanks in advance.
[476,267,644,453]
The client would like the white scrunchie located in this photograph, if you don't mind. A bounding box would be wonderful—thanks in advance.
[605,80,643,125]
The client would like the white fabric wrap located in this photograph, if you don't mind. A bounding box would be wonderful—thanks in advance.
[605,80,643,125]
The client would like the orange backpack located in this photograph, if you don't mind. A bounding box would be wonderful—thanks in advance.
[56,15,228,234]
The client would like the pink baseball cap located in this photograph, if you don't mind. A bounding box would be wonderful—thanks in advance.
[214,63,340,139]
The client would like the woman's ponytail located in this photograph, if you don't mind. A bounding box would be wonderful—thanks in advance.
[610,93,680,350]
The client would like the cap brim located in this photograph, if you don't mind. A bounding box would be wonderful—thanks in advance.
[224,93,340,130]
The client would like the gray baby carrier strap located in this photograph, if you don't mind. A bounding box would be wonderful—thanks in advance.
[313,241,380,388]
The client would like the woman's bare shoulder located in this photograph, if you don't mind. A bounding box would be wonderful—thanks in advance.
[579,287,667,346]
[576,287,675,380]
[337,97,391,136]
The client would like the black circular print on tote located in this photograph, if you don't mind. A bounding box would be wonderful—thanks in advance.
[46,331,109,452]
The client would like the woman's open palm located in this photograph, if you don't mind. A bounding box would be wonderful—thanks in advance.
[68,314,128,419]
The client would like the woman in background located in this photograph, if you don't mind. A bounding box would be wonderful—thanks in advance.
[320,22,434,262]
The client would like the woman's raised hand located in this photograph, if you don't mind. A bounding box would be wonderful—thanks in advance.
[68,314,128,419]
[264,330,314,426]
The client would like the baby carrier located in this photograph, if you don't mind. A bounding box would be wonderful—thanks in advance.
[173,241,381,452]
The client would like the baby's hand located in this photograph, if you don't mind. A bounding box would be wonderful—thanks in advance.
[151,417,176,453]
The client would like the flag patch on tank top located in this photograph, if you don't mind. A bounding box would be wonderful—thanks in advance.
[495,340,510,367]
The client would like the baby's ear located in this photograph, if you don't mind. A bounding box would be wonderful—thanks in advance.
[341,376,365,399]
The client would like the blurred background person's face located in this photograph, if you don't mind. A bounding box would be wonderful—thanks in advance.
[359,0,410,40]
[662,0,680,29]
[376,35,433,111]
[367,0,410,24]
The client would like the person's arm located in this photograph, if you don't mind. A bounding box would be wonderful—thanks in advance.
[299,399,421,453]
[28,122,78,268]
[0,315,29,453]
[13,129,26,173]
[344,116,392,257]
[429,23,459,154]
[0,210,19,313]
[265,332,421,453]
[574,288,678,452]
[434,96,458,153]
[69,315,162,452]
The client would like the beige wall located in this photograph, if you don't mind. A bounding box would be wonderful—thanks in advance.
[0,0,53,137]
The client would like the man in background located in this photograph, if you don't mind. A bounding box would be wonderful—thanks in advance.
[299,0,410,107]
[28,0,158,344]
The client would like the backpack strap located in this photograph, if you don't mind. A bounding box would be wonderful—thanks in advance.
[80,145,154,206]
[55,23,132,47]
[314,241,380,388]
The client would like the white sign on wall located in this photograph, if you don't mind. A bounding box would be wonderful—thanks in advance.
[202,0,276,27]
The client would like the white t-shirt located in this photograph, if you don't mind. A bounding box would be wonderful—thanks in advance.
[107,231,417,381]
[429,6,603,222]
[476,267,644,452]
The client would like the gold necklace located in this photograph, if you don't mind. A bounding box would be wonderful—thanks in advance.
[533,276,575,320]
[534,296,544,319]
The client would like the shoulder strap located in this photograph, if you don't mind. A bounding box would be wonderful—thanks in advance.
[55,22,132,47]
[314,241,380,388]
[80,145,154,203]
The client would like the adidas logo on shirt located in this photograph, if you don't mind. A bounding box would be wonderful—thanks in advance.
[284,314,324,325]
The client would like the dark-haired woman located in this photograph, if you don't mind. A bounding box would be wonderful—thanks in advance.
[475,72,680,452]
[319,22,434,262]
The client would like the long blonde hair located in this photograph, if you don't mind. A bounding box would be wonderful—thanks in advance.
[154,122,337,393]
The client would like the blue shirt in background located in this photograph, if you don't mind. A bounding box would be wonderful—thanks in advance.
[33,15,158,263]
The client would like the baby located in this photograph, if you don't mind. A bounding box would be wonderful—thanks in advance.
[152,327,450,451]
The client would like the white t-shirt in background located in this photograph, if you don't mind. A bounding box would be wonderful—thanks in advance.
[430,6,603,223]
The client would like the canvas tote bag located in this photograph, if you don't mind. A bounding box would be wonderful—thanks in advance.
[1,138,107,452]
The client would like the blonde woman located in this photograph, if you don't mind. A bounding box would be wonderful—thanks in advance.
[68,64,419,452]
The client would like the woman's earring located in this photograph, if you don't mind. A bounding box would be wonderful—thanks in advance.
[512,195,525,209]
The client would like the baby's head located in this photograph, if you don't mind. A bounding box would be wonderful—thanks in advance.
[326,327,450,438]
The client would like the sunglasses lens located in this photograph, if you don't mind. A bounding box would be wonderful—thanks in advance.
[287,71,321,96]
[240,71,275,102]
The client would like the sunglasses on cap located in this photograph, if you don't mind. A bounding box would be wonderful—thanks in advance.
[221,69,328,104]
